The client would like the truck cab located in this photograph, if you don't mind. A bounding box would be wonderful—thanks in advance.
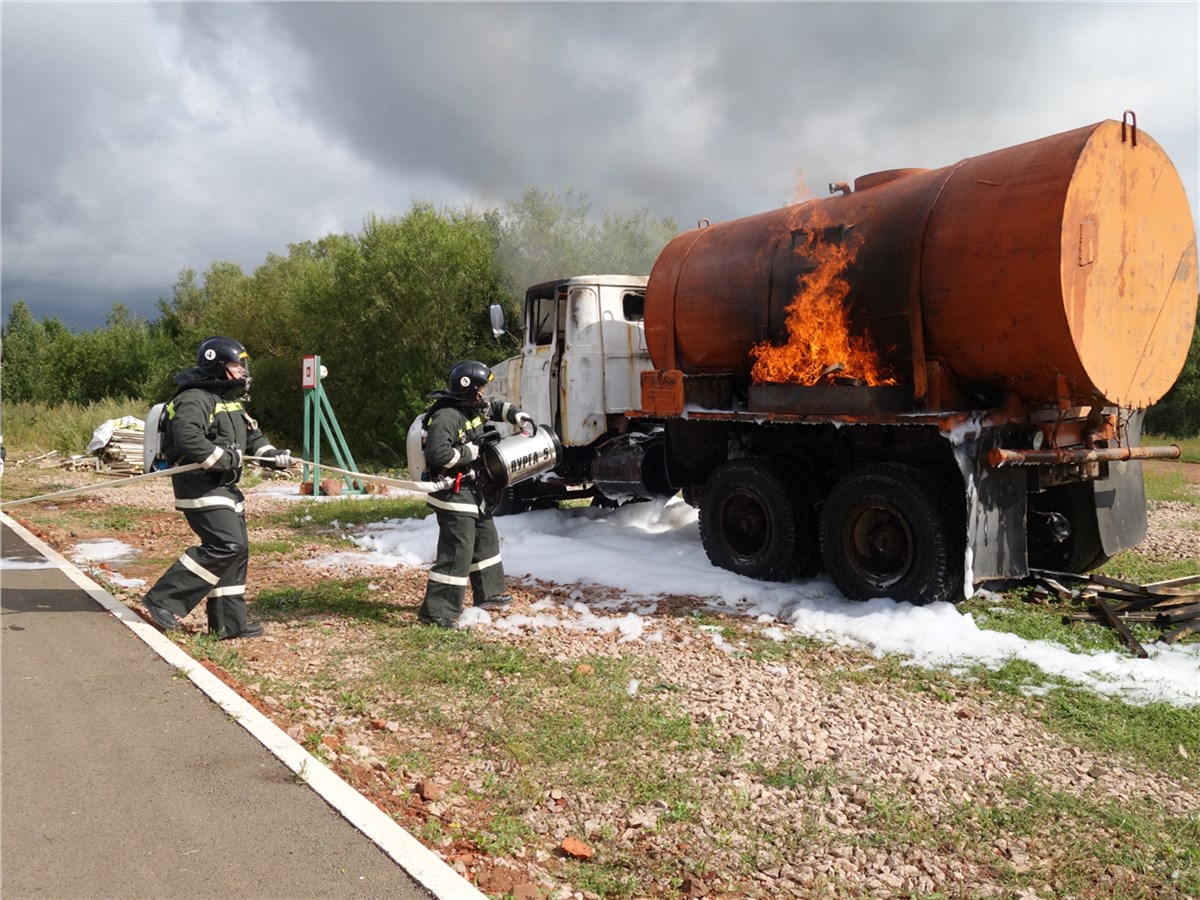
[492,275,651,447]
[491,275,672,507]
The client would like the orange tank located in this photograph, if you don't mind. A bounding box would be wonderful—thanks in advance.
[644,118,1197,410]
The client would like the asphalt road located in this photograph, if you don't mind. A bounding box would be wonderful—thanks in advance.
[0,515,481,900]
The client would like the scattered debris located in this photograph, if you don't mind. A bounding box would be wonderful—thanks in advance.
[77,416,148,475]
[95,424,147,474]
[1033,569,1200,655]
[58,455,104,473]
[20,450,60,467]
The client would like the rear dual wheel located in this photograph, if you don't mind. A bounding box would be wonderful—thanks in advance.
[819,464,963,605]
[699,458,818,581]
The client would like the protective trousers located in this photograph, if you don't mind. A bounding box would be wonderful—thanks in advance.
[419,508,505,626]
[144,501,250,637]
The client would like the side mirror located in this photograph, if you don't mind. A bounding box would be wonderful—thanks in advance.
[489,304,506,338]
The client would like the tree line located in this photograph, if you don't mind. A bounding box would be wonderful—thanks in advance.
[1,190,678,465]
[3,188,1199,463]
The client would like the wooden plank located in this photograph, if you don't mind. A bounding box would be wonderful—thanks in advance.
[1063,611,1161,624]
[1029,568,1093,583]
[1111,593,1192,614]
[1142,574,1200,590]
[1159,620,1200,645]
[1155,604,1200,626]
[1085,573,1153,595]
[1038,577,1077,600]
[1088,592,1148,658]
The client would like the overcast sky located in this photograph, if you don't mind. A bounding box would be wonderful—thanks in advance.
[3,1,1197,331]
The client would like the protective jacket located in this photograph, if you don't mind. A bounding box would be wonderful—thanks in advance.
[164,369,280,510]
[423,397,525,518]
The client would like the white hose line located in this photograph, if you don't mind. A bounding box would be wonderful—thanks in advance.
[0,456,450,512]
[260,457,450,494]
[0,463,206,510]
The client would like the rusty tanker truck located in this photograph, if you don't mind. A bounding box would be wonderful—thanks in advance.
[486,116,1198,604]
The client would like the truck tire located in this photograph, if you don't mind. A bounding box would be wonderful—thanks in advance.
[819,464,963,605]
[699,458,815,581]
[1027,482,1104,574]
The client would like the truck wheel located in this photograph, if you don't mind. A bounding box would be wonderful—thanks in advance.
[819,464,963,605]
[699,458,815,581]
[1027,483,1103,574]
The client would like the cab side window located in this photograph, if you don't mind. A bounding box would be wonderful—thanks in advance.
[622,291,645,322]
[529,297,556,346]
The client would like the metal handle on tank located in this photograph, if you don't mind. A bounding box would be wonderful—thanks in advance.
[1122,109,1137,146]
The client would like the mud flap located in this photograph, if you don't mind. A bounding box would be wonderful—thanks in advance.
[1094,410,1149,557]
[954,433,1027,588]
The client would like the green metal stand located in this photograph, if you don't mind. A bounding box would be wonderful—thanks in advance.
[301,355,363,495]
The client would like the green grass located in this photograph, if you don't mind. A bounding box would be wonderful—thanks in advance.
[1143,462,1200,504]
[5,421,1198,898]
[3,399,147,456]
[261,496,429,528]
[466,809,537,857]
[187,631,249,675]
[1035,691,1200,775]
[6,496,156,550]
[254,578,403,623]
[751,759,839,792]
[938,776,1200,896]
[248,538,304,556]
[1098,554,1200,584]
[960,588,1166,656]
[98,505,144,531]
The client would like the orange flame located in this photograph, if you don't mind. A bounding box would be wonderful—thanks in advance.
[750,229,895,387]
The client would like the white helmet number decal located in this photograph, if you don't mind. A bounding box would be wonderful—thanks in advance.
[459,376,472,387]
[204,349,217,361]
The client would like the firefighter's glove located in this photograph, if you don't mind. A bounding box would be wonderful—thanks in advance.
[268,449,295,469]
[515,412,535,436]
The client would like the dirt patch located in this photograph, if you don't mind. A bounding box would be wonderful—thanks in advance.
[4,460,1198,899]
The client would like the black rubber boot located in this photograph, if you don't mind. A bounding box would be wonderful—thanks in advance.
[475,594,512,610]
[143,598,182,631]
[215,621,264,641]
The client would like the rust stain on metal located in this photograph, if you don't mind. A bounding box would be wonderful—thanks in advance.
[644,119,1197,412]
[987,445,1181,467]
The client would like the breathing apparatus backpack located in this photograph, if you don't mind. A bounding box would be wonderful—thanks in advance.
[405,412,431,482]
[404,407,504,485]
[142,401,173,473]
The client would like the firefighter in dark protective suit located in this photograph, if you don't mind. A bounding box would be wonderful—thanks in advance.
[142,337,293,639]
[418,360,534,628]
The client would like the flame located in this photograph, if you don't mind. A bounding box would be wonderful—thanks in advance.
[750,228,895,387]
[792,171,817,204]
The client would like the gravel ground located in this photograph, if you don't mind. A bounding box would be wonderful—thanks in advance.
[7,463,1199,899]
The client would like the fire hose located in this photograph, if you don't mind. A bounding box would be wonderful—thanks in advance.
[1,425,560,512]
[0,456,455,512]
[0,463,205,511]
[284,459,458,494]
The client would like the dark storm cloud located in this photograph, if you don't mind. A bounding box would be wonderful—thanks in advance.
[248,1,1200,224]
[2,1,1196,329]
